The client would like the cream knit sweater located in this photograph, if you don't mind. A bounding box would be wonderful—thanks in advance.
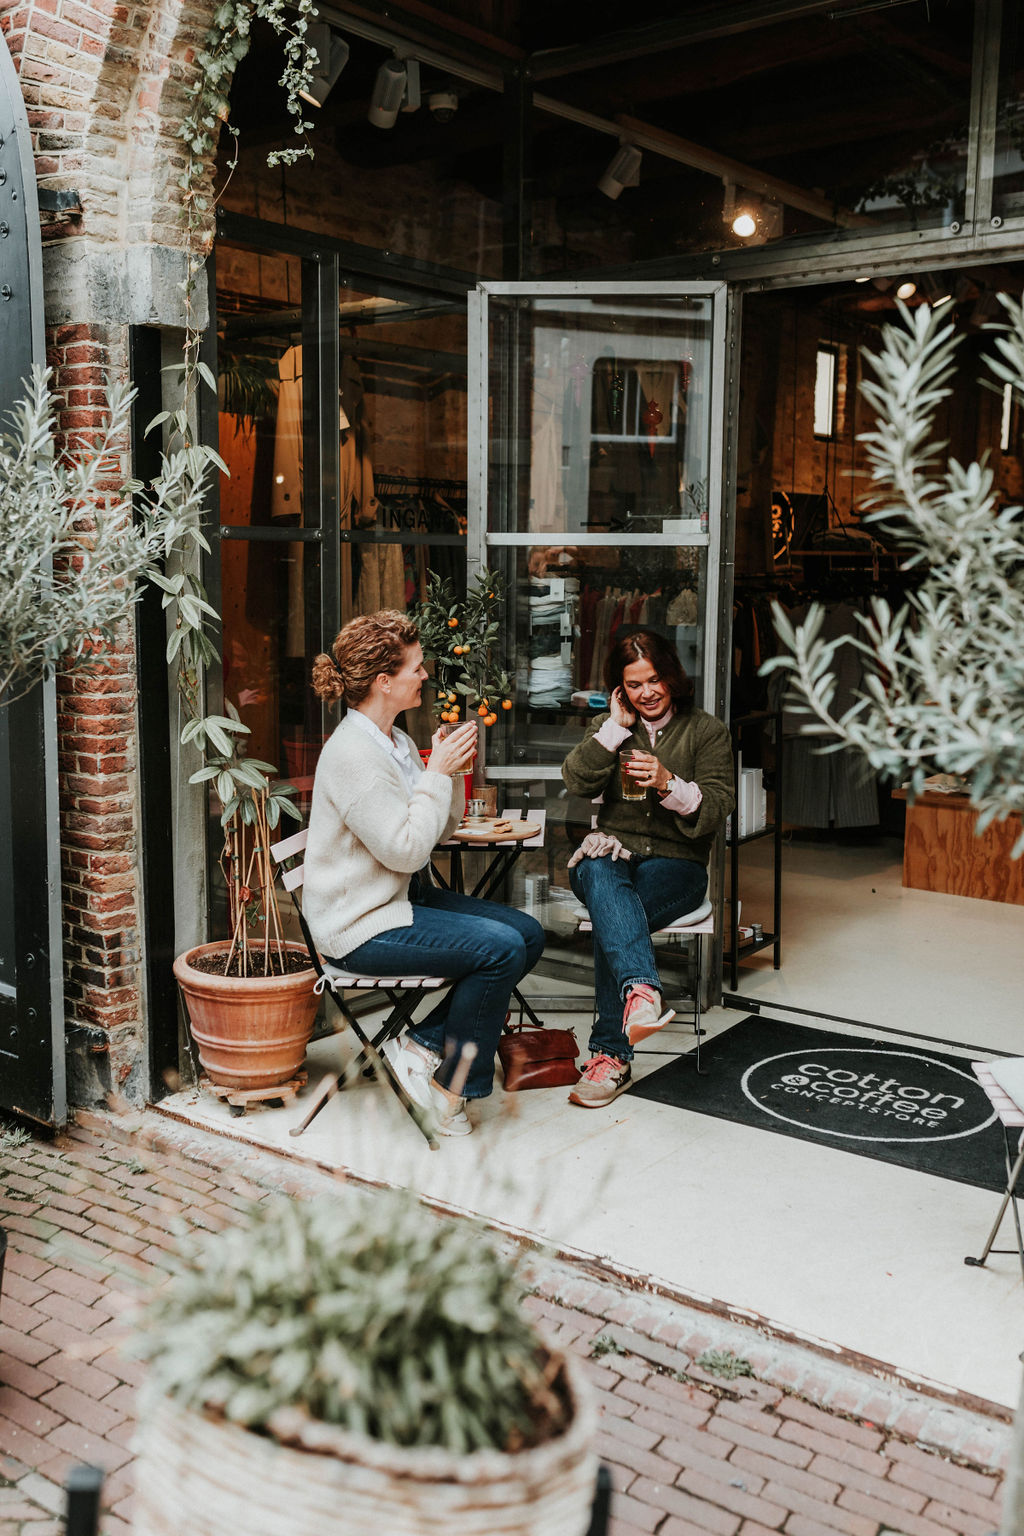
[303,713,462,960]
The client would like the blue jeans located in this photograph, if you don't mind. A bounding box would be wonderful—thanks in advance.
[332,878,544,1100]
[569,854,708,1063]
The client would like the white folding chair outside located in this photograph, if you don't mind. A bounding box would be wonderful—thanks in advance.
[270,827,453,1150]
[964,1061,1024,1280]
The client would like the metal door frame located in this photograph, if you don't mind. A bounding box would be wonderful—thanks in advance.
[467,278,733,1007]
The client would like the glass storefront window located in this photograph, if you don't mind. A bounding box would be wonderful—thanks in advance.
[995,1,1024,221]
[531,5,975,269]
[222,22,504,276]
[215,237,470,794]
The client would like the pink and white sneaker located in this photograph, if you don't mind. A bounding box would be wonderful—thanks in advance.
[568,1053,632,1107]
[623,984,675,1046]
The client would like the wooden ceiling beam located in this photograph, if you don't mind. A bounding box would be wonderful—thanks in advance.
[606,112,872,227]
[527,0,885,81]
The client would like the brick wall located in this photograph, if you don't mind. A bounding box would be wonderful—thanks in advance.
[1,0,219,1102]
[46,320,146,1098]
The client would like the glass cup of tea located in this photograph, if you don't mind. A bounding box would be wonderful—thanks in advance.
[619,749,646,802]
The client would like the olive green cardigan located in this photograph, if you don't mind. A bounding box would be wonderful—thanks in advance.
[561,708,735,867]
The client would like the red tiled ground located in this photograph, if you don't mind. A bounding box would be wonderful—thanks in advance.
[0,1118,1007,1535]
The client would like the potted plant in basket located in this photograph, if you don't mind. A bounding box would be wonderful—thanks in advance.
[130,1189,597,1536]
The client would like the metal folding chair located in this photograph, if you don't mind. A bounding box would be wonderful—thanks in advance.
[577,896,714,1072]
[964,1060,1024,1281]
[270,828,453,1150]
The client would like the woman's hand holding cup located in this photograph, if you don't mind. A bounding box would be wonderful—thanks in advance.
[428,719,478,777]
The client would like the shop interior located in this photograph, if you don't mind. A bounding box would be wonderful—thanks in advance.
[211,230,1024,1021]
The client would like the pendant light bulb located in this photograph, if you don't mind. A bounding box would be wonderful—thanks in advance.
[732,211,757,238]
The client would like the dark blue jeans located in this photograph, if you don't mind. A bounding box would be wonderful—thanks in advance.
[569,853,708,1062]
[333,878,544,1099]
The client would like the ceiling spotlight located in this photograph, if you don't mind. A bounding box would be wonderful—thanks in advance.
[733,209,757,238]
[298,24,350,108]
[598,143,642,200]
[368,57,407,129]
[921,274,954,308]
[855,276,871,284]
[428,89,458,123]
[896,280,917,301]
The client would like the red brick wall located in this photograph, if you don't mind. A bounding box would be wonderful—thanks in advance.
[45,321,144,1094]
[1,1,218,1100]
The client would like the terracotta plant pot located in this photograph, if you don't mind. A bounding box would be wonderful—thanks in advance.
[132,1352,596,1536]
[173,942,318,1092]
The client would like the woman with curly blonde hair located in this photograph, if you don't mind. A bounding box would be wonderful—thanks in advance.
[304,610,544,1136]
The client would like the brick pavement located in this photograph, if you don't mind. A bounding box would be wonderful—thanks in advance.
[0,1113,1009,1536]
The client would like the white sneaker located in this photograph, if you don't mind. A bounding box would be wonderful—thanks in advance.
[380,1038,472,1137]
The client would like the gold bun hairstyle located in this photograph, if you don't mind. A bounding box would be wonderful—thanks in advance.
[311,610,420,709]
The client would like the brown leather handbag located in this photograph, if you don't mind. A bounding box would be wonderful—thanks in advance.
[498,1017,581,1090]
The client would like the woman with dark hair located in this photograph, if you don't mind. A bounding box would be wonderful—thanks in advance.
[304,610,545,1136]
[561,628,734,1108]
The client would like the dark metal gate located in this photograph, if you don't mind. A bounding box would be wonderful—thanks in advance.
[0,33,66,1125]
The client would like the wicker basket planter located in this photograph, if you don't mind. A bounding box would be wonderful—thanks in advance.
[132,1353,597,1536]
[173,941,318,1092]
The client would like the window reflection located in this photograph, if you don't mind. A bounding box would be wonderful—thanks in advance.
[487,544,704,767]
[494,297,713,536]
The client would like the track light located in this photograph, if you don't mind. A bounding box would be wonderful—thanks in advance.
[598,143,641,200]
[920,274,951,308]
[299,24,350,108]
[368,57,407,129]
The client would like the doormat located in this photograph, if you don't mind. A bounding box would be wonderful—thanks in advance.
[630,1015,1007,1193]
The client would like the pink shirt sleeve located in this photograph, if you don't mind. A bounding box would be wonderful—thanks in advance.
[594,718,632,752]
[660,777,703,815]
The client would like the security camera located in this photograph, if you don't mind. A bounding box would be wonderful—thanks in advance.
[429,91,458,123]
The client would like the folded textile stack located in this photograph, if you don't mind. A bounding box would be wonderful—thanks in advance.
[527,576,577,707]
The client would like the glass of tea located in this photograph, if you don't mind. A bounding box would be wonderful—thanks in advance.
[619,749,645,801]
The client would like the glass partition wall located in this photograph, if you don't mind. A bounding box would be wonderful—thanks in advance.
[468,283,729,997]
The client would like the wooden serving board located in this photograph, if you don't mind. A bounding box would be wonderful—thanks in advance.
[451,818,540,843]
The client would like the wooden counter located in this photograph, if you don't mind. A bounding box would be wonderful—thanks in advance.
[893,789,1024,905]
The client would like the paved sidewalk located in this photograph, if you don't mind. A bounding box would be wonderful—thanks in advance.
[0,1112,1009,1536]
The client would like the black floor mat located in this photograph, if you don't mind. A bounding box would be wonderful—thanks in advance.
[630,1015,1009,1193]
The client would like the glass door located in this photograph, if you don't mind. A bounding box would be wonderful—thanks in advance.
[467,281,730,970]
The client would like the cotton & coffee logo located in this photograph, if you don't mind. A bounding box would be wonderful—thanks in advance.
[741,1047,995,1144]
